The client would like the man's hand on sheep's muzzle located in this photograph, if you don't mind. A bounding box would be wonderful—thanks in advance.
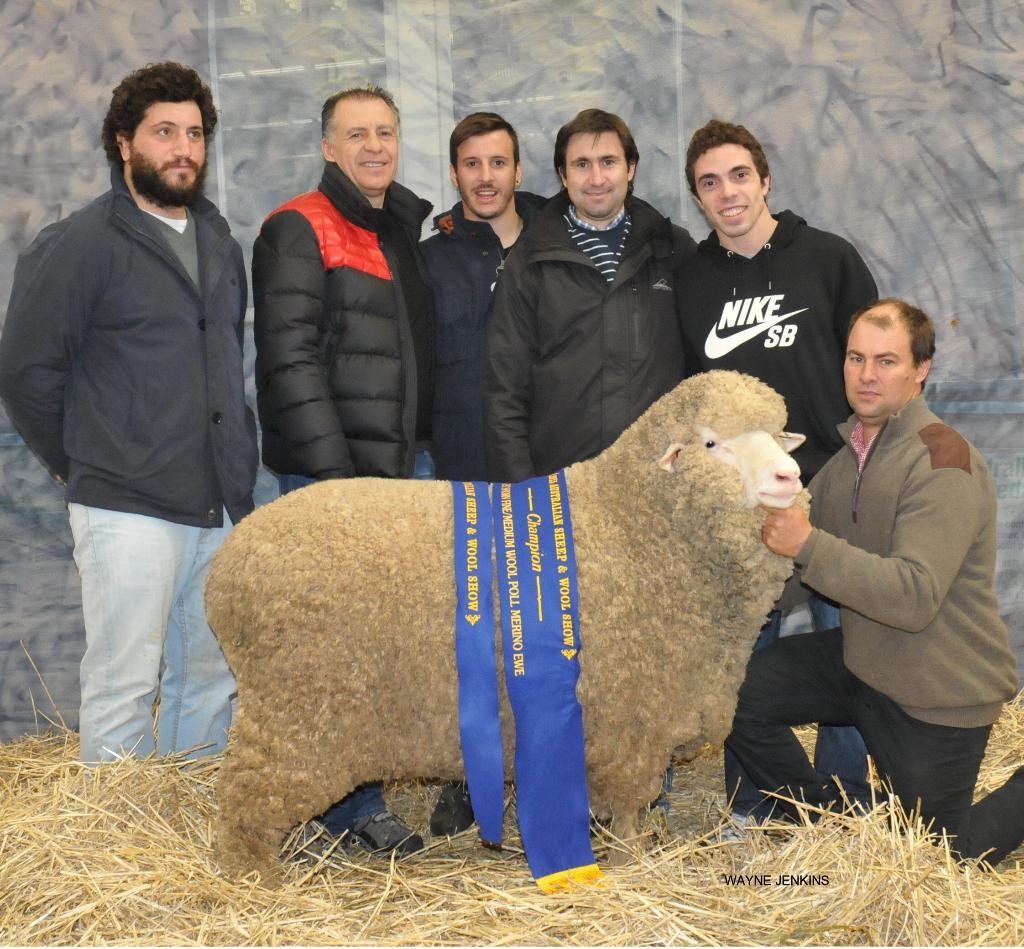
[760,504,813,558]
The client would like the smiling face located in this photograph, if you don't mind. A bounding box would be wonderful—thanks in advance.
[559,130,636,228]
[844,306,932,439]
[692,143,775,256]
[117,101,207,216]
[322,95,398,207]
[451,129,521,223]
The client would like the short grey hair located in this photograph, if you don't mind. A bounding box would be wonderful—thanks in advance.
[321,83,400,138]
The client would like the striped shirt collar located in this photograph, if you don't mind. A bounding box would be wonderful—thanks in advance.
[566,203,627,232]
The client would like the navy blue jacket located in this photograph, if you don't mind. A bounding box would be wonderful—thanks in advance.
[420,192,545,480]
[0,167,257,527]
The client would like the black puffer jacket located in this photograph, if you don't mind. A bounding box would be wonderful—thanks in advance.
[484,193,696,482]
[253,162,433,479]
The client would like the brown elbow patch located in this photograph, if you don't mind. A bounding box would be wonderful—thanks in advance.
[918,423,972,473]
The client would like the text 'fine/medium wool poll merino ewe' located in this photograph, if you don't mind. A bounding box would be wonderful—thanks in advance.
[206,370,808,883]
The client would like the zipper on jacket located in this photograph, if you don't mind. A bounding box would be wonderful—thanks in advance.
[851,420,887,522]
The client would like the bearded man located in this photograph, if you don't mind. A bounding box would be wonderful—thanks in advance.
[0,62,257,764]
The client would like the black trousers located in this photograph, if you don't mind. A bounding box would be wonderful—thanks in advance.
[725,627,1024,864]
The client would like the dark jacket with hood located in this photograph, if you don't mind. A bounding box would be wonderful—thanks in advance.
[484,192,697,483]
[676,209,877,481]
[0,166,257,528]
[252,162,433,480]
[420,191,546,480]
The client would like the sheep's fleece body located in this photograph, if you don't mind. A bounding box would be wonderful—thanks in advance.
[207,370,805,880]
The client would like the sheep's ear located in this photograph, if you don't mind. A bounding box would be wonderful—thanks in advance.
[779,431,806,454]
[658,442,685,472]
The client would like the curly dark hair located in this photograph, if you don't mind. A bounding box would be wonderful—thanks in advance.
[101,62,218,167]
[685,119,770,195]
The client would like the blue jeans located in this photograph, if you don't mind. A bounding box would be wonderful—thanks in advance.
[69,503,236,763]
[279,448,435,832]
[725,596,871,819]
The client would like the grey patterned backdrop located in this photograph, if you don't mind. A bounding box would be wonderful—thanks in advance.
[1,0,1022,740]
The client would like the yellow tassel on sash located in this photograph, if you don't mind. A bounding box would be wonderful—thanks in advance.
[535,863,605,893]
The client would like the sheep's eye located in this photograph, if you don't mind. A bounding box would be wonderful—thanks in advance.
[704,439,717,449]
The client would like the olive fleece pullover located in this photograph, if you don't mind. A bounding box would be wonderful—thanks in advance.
[790,395,1018,727]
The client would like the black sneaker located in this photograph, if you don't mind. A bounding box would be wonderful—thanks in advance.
[429,782,476,837]
[349,810,424,856]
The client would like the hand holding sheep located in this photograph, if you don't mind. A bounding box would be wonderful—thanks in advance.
[761,505,813,558]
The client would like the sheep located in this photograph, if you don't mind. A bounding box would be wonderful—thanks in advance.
[206,369,807,882]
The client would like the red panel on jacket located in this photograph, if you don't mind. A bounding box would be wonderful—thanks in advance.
[267,191,392,281]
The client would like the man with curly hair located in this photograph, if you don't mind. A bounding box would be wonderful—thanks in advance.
[0,62,257,764]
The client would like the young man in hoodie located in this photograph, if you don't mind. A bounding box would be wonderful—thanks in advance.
[677,119,878,826]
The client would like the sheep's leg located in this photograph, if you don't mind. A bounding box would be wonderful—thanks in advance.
[213,712,322,884]
[606,808,642,866]
[214,728,298,883]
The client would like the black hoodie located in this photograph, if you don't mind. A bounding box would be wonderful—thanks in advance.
[676,209,877,480]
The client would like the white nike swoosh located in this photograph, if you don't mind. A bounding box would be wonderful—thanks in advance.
[704,307,809,359]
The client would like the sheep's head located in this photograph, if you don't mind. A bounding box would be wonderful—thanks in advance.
[627,370,806,509]
[659,426,804,508]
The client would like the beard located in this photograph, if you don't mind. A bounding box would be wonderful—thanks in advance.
[127,148,207,210]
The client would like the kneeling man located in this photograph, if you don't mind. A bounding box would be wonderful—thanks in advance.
[727,297,1024,864]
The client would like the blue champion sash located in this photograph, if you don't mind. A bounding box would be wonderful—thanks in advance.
[452,474,602,891]
[452,481,505,845]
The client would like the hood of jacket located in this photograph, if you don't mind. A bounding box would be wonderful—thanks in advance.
[693,208,806,297]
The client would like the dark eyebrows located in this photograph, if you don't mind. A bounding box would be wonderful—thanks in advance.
[699,163,753,182]
[846,348,902,360]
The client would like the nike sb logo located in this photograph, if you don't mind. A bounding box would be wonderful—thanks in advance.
[703,294,808,359]
[652,278,672,291]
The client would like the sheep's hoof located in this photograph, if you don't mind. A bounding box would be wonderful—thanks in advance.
[214,823,285,886]
[602,813,642,866]
[606,845,633,867]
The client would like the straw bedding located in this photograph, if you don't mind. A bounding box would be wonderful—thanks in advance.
[2,699,1022,947]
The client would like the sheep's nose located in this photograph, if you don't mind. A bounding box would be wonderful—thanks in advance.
[775,470,800,487]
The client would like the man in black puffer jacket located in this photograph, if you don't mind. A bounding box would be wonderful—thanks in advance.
[252,84,433,859]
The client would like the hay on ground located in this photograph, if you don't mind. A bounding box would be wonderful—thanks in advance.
[1,698,1022,946]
